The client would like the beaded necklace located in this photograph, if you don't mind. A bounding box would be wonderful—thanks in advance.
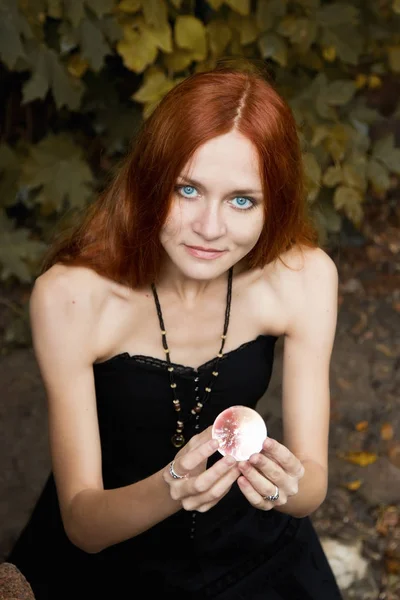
[151,267,233,448]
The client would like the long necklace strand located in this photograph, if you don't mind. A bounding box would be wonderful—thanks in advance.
[151,267,233,448]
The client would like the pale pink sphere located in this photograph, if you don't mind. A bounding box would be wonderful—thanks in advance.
[212,405,268,461]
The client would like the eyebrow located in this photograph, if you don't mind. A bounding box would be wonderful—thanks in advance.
[177,176,263,196]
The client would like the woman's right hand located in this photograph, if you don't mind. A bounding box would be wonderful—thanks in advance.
[162,426,240,513]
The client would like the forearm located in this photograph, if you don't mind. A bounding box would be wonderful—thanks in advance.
[274,459,328,518]
[65,466,181,553]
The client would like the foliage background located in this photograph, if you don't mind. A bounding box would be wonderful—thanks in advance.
[0,0,399,336]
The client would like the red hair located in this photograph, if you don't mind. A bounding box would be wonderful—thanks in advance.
[40,63,318,287]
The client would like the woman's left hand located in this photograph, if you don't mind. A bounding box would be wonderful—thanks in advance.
[236,437,305,510]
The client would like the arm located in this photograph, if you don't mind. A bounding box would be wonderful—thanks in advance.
[30,269,182,554]
[277,248,338,517]
[237,248,338,518]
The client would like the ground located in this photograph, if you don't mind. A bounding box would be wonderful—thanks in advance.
[0,201,399,599]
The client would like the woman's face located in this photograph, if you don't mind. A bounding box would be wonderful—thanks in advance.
[160,130,265,281]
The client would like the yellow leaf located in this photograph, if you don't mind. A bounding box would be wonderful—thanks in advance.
[368,74,382,89]
[117,0,141,13]
[116,26,158,73]
[142,0,168,30]
[342,451,378,466]
[344,479,362,491]
[355,73,367,89]
[163,48,195,72]
[355,421,369,432]
[207,0,224,8]
[175,16,207,60]
[207,20,232,56]
[132,68,174,104]
[67,54,89,78]
[322,165,342,187]
[322,46,336,62]
[333,185,364,224]
[133,16,173,53]
[381,423,394,441]
[393,0,400,15]
[226,0,250,16]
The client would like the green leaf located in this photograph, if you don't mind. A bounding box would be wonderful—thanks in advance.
[316,3,359,27]
[85,0,114,18]
[22,47,50,104]
[278,17,317,51]
[142,0,168,30]
[21,134,93,211]
[315,197,342,233]
[373,134,400,175]
[367,158,391,194]
[79,16,111,71]
[207,20,232,55]
[0,0,29,68]
[333,185,364,225]
[64,0,85,27]
[325,80,357,106]
[256,0,287,31]
[303,152,321,203]
[0,212,47,283]
[320,25,362,65]
[258,32,287,66]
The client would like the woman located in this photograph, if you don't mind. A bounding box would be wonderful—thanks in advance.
[8,63,342,599]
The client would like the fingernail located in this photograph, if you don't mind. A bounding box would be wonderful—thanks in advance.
[225,456,236,466]
[263,438,272,449]
[210,439,219,450]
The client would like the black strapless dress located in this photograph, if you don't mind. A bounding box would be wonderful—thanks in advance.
[8,335,343,599]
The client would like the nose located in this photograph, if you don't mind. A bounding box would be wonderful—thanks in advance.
[191,200,227,241]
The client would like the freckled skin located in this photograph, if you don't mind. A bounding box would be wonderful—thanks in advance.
[212,406,267,461]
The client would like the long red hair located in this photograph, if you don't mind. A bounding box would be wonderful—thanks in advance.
[40,63,319,287]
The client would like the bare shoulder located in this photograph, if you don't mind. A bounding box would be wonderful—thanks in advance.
[267,245,338,335]
[274,244,338,291]
[30,264,116,364]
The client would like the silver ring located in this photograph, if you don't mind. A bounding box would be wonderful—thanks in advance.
[264,485,279,502]
[169,460,187,480]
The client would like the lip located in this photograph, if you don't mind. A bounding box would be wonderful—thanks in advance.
[184,245,226,260]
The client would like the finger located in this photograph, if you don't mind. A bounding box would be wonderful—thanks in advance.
[246,454,285,486]
[238,459,283,497]
[260,438,304,478]
[177,437,219,474]
[182,463,240,510]
[236,476,275,510]
[196,485,233,513]
[191,457,239,496]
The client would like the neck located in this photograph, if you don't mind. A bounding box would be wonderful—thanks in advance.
[155,257,240,307]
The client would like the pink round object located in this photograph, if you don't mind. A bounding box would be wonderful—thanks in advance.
[212,405,267,461]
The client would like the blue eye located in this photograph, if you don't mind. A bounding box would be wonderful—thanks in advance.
[177,185,198,198]
[231,197,255,210]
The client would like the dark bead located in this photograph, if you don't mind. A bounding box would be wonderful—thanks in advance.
[171,433,185,447]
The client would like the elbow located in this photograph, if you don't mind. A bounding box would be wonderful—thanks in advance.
[65,525,105,554]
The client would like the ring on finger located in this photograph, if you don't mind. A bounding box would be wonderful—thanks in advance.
[169,460,188,480]
[263,485,279,502]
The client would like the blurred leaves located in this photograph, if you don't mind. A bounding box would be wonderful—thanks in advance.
[0,0,400,284]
